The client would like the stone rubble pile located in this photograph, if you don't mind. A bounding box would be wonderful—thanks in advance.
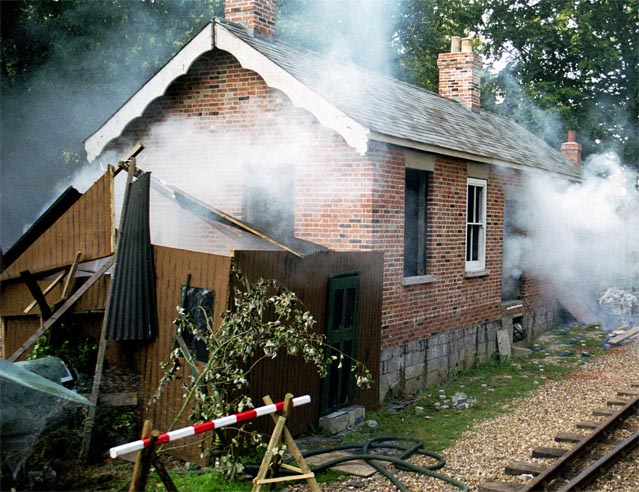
[598,287,638,317]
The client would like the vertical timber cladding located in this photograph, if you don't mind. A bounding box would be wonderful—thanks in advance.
[142,246,232,463]
[234,250,383,435]
[0,170,115,281]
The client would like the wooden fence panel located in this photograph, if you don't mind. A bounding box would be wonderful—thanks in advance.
[136,246,232,464]
[234,250,384,436]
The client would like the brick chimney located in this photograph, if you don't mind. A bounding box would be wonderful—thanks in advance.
[560,130,582,166]
[225,0,275,40]
[437,36,483,111]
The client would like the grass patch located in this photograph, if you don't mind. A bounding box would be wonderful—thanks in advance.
[342,323,609,453]
[66,324,612,491]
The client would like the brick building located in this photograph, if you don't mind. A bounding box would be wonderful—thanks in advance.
[85,0,582,402]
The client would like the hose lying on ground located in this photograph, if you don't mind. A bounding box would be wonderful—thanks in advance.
[247,435,468,492]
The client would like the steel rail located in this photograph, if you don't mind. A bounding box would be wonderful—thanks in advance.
[521,394,639,491]
[557,429,639,492]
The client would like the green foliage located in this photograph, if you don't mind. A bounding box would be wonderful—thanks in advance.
[28,327,97,375]
[155,266,372,479]
[479,0,638,165]
[0,0,224,249]
[393,0,484,91]
[91,407,139,460]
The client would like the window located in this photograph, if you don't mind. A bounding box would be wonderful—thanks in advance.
[404,168,429,277]
[466,178,487,271]
[180,285,215,362]
[243,163,294,236]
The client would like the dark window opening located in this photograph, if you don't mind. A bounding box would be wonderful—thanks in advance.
[404,168,429,277]
[243,163,295,237]
[180,286,215,362]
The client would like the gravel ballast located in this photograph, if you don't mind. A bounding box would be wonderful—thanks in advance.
[290,339,639,492]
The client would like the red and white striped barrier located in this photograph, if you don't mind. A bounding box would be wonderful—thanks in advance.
[109,394,311,458]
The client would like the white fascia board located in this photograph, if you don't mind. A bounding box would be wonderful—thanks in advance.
[84,24,215,162]
[370,131,582,182]
[214,23,370,155]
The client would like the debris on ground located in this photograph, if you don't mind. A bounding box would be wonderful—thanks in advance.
[598,287,638,318]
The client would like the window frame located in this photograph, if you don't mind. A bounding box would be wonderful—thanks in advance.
[466,177,487,272]
[403,167,434,282]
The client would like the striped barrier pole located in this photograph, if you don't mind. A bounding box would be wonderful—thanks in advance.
[109,394,311,459]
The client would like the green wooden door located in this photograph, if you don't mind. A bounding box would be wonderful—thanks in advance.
[321,272,360,414]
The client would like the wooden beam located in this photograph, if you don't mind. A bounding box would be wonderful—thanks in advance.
[23,270,66,314]
[20,270,52,320]
[9,256,114,362]
[113,143,145,177]
[60,251,82,301]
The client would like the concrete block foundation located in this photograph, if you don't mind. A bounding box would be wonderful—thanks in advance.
[379,303,560,400]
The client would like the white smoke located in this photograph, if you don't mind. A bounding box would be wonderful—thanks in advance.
[504,152,639,325]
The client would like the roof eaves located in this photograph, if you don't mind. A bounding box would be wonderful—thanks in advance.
[370,131,582,181]
[84,23,215,162]
[213,20,370,154]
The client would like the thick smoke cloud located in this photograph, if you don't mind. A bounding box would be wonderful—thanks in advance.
[0,1,219,251]
[504,153,639,325]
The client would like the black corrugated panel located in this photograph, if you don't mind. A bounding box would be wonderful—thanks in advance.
[105,172,158,340]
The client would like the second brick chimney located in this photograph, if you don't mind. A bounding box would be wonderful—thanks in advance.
[437,36,483,111]
[560,130,582,166]
[225,0,275,40]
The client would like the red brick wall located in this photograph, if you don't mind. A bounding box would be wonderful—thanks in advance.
[106,48,551,355]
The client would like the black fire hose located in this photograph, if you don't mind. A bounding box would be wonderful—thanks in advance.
[247,436,468,492]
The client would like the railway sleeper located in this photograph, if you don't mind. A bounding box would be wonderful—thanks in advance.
[606,397,630,406]
[532,446,568,459]
[504,461,547,477]
[554,432,586,443]
[575,420,600,430]
[616,389,639,397]
[478,479,522,492]
[592,407,614,417]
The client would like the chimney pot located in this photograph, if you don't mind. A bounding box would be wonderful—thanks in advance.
[451,36,461,53]
[461,38,473,53]
[567,129,576,142]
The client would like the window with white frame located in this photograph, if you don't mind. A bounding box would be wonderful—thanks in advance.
[466,178,487,271]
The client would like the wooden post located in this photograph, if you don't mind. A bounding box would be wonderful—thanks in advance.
[10,257,114,363]
[20,270,53,320]
[130,420,153,492]
[82,148,142,459]
[252,394,319,492]
[23,271,66,314]
[60,251,82,301]
[151,449,178,492]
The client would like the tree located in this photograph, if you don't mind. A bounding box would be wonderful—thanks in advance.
[479,0,638,167]
[392,0,484,91]
[0,0,223,250]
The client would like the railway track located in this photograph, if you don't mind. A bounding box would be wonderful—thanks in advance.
[479,384,639,492]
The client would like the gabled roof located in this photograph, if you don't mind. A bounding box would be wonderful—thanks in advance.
[85,19,581,180]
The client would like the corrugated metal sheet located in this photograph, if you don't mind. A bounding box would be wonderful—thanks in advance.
[105,172,158,340]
